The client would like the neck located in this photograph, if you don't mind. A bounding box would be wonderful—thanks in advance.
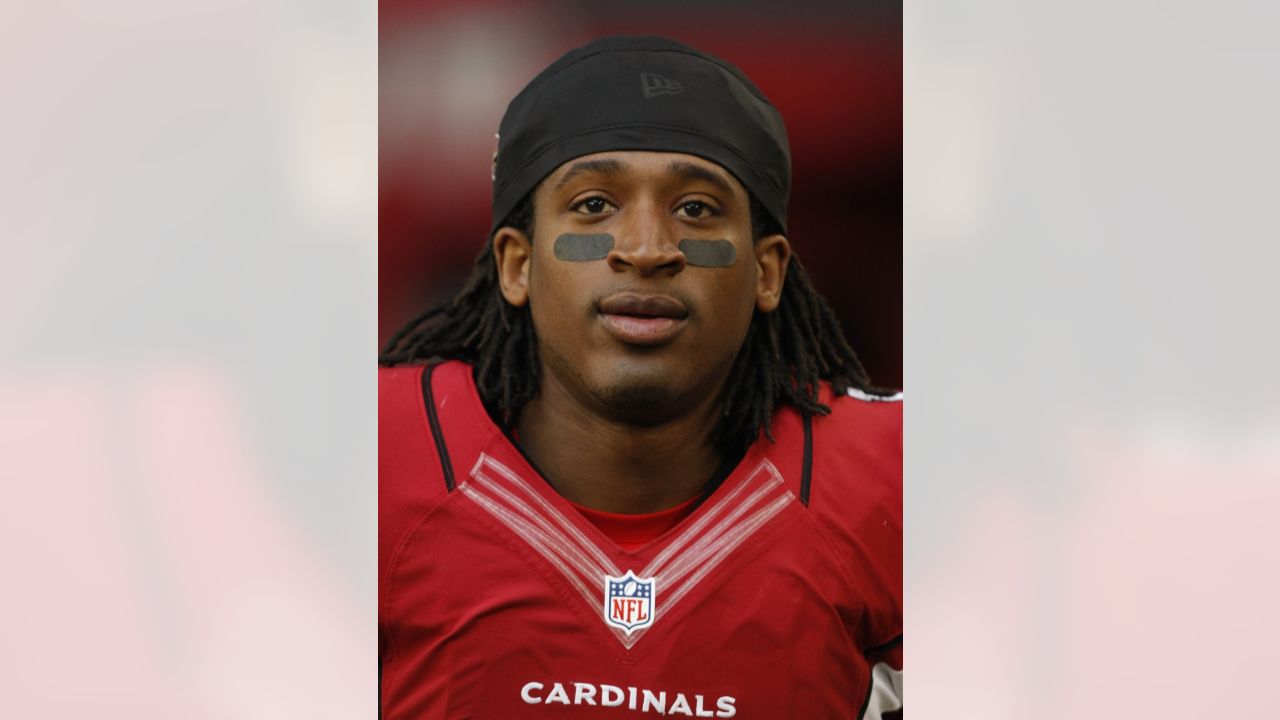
[514,370,725,515]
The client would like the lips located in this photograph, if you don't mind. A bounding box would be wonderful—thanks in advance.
[598,294,689,320]
[597,293,689,346]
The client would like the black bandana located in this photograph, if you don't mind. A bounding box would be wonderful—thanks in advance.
[491,35,792,235]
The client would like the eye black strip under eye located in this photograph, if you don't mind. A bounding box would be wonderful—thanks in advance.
[678,239,736,267]
[554,233,614,261]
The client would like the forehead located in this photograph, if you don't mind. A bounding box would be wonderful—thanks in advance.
[542,151,746,197]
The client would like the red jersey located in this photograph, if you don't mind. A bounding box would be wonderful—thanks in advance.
[380,361,902,719]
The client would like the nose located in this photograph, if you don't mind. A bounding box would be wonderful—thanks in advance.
[606,203,686,277]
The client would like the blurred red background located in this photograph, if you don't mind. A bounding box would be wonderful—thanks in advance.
[381,0,901,388]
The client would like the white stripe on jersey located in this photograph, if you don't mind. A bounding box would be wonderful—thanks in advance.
[640,462,775,577]
[847,387,903,402]
[474,454,620,574]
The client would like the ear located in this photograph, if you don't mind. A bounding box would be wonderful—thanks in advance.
[493,227,532,307]
[753,233,791,313]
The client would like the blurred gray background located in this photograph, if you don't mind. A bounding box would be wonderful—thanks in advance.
[2,0,1278,716]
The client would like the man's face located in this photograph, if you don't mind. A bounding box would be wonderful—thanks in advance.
[494,151,789,424]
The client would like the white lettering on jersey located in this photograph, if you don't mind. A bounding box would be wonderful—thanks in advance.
[520,681,737,717]
[573,682,597,705]
[601,684,625,707]
[641,689,666,713]
[545,682,571,704]
[521,682,543,703]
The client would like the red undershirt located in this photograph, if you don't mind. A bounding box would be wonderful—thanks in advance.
[569,494,703,551]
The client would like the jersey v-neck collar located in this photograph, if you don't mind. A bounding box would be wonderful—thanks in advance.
[449,362,799,650]
[458,363,768,557]
[495,390,747,520]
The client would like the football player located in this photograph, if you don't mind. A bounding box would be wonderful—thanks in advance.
[380,35,901,719]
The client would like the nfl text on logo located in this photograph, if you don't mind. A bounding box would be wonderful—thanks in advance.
[604,571,657,634]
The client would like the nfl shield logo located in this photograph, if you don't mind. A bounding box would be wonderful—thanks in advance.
[603,571,656,634]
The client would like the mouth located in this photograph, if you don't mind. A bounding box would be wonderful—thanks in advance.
[596,293,689,346]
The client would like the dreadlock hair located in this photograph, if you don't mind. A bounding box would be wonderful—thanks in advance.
[380,191,877,459]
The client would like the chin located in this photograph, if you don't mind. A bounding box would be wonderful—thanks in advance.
[584,360,693,425]
[542,342,723,426]
[592,380,683,425]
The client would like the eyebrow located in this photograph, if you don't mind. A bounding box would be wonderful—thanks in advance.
[554,159,626,191]
[552,157,738,196]
[667,160,735,196]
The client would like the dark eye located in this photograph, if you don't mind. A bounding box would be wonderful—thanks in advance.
[574,197,613,214]
[676,200,714,219]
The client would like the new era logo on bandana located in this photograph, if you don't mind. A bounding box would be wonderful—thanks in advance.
[640,72,684,99]
[604,571,656,634]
